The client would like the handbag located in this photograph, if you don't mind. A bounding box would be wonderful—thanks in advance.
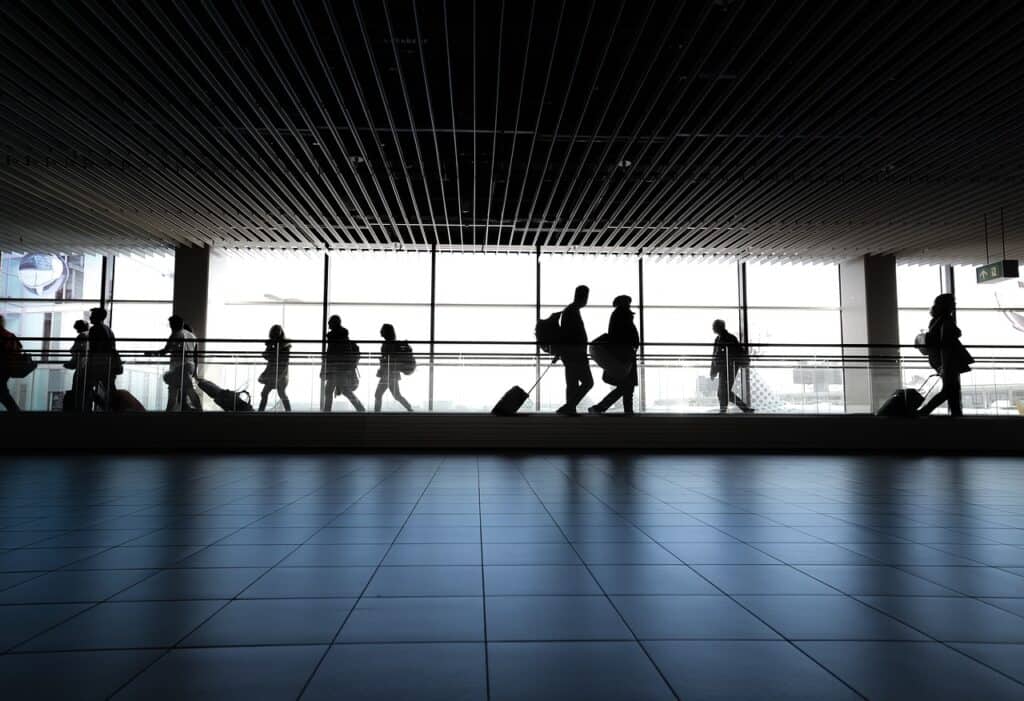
[7,352,37,379]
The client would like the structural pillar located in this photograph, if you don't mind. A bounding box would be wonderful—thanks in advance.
[172,244,211,342]
[839,254,900,413]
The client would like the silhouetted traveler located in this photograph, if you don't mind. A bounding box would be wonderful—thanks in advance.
[0,314,22,412]
[258,325,291,412]
[589,295,639,414]
[147,315,201,412]
[322,315,365,412]
[63,319,89,411]
[711,319,753,414]
[919,293,973,416]
[374,323,413,412]
[556,285,593,416]
[86,307,118,411]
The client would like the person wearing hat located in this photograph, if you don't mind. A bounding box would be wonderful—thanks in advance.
[589,294,640,415]
[146,314,201,411]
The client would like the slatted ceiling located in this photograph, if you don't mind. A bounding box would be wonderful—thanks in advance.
[0,1,1023,263]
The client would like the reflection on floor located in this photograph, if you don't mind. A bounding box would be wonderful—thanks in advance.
[0,454,1022,700]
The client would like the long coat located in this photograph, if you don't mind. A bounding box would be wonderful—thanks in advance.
[605,307,639,387]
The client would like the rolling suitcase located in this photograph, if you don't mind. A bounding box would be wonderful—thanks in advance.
[492,361,557,416]
[876,375,939,417]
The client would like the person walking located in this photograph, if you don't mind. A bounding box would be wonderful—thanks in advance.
[589,295,640,414]
[919,293,973,416]
[146,315,201,411]
[556,285,594,416]
[322,315,365,412]
[258,324,292,412]
[373,323,413,412]
[0,314,22,412]
[711,319,753,414]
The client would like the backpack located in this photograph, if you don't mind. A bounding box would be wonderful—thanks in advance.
[914,332,929,356]
[394,341,416,375]
[535,312,563,354]
[341,340,361,370]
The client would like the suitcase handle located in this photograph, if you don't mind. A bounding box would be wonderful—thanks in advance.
[918,373,941,396]
[525,358,559,395]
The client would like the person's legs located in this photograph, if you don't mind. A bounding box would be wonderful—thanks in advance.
[322,377,336,411]
[727,369,752,412]
[185,378,202,411]
[0,377,19,412]
[341,389,366,412]
[166,381,182,412]
[591,386,624,413]
[621,387,634,414]
[389,378,413,411]
[577,364,594,406]
[374,379,387,412]
[278,384,291,412]
[919,380,950,415]
[945,373,963,416]
[562,362,577,409]
[716,373,729,412]
[258,386,271,412]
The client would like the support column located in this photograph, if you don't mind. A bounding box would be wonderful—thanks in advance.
[172,245,211,342]
[839,254,900,413]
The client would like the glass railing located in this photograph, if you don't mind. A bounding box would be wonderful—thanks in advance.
[3,337,1024,416]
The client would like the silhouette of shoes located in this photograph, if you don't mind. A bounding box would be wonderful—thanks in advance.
[742,407,755,414]
[556,406,578,417]
[587,406,605,414]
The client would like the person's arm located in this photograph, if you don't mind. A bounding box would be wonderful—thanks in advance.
[710,339,719,377]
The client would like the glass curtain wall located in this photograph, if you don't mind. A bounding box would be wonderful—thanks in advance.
[0,251,104,410]
[896,265,943,405]
[433,252,536,412]
[329,250,432,411]
[950,265,1024,414]
[643,259,740,413]
[745,262,843,413]
[206,250,325,411]
[109,253,175,410]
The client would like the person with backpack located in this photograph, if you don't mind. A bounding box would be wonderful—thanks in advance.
[322,315,365,412]
[919,293,972,416]
[374,323,413,412]
[556,285,594,416]
[711,319,753,414]
[258,324,292,412]
[589,295,640,415]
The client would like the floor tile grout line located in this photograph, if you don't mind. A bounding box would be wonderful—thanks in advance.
[100,461,383,699]
[294,455,446,701]
[580,458,1024,693]
[477,456,492,701]
[518,461,684,701]
[540,456,869,701]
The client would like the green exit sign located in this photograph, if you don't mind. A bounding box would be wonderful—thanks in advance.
[976,260,1020,284]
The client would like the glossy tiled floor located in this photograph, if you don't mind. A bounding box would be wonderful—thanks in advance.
[1,454,1023,700]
